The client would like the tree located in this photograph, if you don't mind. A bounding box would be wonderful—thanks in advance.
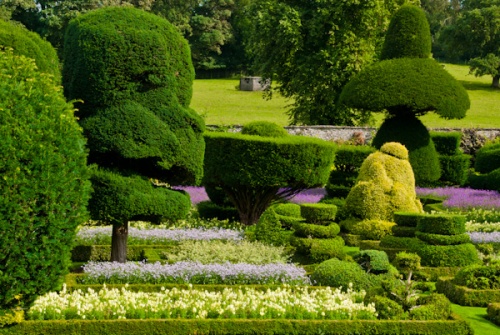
[439,1,500,88]
[203,131,334,225]
[246,0,418,126]
[63,7,204,262]
[0,49,90,320]
[340,5,470,185]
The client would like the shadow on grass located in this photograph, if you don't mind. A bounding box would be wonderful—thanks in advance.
[459,80,497,91]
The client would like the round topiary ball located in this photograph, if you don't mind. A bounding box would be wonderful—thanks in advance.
[310,259,371,292]
[0,50,90,312]
[241,121,289,137]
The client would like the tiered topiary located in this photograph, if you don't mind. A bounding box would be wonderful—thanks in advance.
[379,212,425,260]
[325,145,375,198]
[63,7,204,262]
[340,5,470,186]
[414,213,480,267]
[343,142,423,222]
[0,49,90,324]
[468,141,500,192]
[431,132,471,186]
[290,203,345,262]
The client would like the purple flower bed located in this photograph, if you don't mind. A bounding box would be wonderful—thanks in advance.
[172,186,209,205]
[468,232,500,244]
[416,187,500,210]
[80,261,311,285]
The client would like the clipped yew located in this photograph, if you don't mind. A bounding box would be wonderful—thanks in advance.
[63,7,204,262]
[0,50,90,318]
[340,5,469,185]
[203,132,334,225]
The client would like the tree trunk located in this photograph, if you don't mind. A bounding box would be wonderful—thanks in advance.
[111,221,128,263]
[493,75,499,89]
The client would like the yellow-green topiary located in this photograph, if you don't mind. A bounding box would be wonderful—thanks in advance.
[344,142,423,221]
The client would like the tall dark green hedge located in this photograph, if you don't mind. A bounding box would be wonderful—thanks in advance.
[204,132,335,225]
[0,20,61,83]
[380,5,431,60]
[0,50,90,314]
[62,7,204,262]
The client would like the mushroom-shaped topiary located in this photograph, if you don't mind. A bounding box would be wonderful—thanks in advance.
[339,5,470,186]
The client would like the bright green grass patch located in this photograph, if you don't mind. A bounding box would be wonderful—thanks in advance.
[451,304,500,335]
[192,64,500,128]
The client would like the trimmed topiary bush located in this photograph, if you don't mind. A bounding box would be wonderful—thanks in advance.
[415,232,471,246]
[454,264,500,290]
[350,220,395,240]
[468,168,500,192]
[354,250,392,274]
[487,303,500,326]
[293,223,340,239]
[241,121,288,137]
[394,212,421,227]
[196,201,240,222]
[380,5,431,60]
[438,154,471,186]
[415,243,480,267]
[409,294,452,320]
[204,132,334,225]
[311,259,371,292]
[474,141,500,174]
[344,142,423,221]
[300,203,337,224]
[0,20,61,83]
[254,207,292,246]
[309,237,346,262]
[391,226,417,237]
[415,213,466,235]
[431,132,462,156]
[0,50,90,317]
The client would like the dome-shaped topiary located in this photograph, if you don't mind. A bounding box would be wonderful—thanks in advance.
[311,259,371,292]
[0,50,90,313]
[380,5,432,60]
[380,142,409,160]
[241,121,289,137]
[0,20,61,83]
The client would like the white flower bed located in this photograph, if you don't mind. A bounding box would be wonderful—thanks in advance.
[28,285,377,320]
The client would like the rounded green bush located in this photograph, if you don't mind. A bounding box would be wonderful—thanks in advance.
[468,168,500,192]
[380,142,409,160]
[300,203,338,224]
[255,207,291,246]
[273,203,302,218]
[354,250,391,274]
[241,121,288,137]
[293,223,341,239]
[311,259,371,292]
[416,213,466,235]
[415,243,480,267]
[309,237,346,262]
[370,295,406,320]
[0,20,61,83]
[415,232,470,245]
[391,226,417,237]
[372,114,441,185]
[410,294,452,320]
[475,142,500,174]
[350,220,395,240]
[379,236,426,250]
[0,50,90,311]
[454,264,500,290]
[380,5,431,60]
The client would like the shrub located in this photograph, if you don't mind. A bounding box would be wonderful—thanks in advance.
[255,208,291,246]
[415,232,470,245]
[293,223,340,239]
[416,213,466,235]
[204,185,233,207]
[309,237,346,262]
[350,220,395,240]
[410,294,452,320]
[415,243,480,267]
[0,50,90,313]
[392,226,417,237]
[380,5,431,60]
[241,121,288,137]
[438,154,471,186]
[468,168,500,192]
[355,250,392,274]
[453,264,500,290]
[431,132,462,155]
[394,212,420,227]
[475,141,500,174]
[487,303,500,326]
[379,236,426,250]
[204,132,334,225]
[300,203,337,224]
[371,295,406,320]
[196,201,240,222]
[273,203,302,218]
[310,259,371,292]
[0,20,61,83]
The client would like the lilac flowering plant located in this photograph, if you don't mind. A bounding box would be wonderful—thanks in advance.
[416,187,500,210]
[468,232,500,244]
[80,261,311,285]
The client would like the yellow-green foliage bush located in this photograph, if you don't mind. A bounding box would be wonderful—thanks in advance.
[350,220,396,240]
[344,142,423,221]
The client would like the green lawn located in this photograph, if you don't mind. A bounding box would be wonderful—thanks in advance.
[451,304,500,335]
[191,64,500,128]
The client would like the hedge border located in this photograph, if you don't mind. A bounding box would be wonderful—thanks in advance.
[1,317,473,335]
[487,303,500,326]
[436,277,500,307]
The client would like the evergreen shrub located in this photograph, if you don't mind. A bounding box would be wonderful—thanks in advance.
[468,168,500,192]
[394,212,421,227]
[391,226,416,237]
[371,295,406,320]
[487,303,500,326]
[0,50,90,313]
[241,121,288,137]
[196,201,240,222]
[350,220,395,240]
[309,237,346,262]
[311,259,371,292]
[416,214,466,235]
[431,132,462,155]
[300,203,337,224]
[293,223,340,239]
[273,203,301,218]
[474,142,500,174]
[438,154,471,186]
[453,264,500,290]
[416,243,480,267]
[409,294,452,320]
[354,250,392,274]
[379,236,425,250]
[255,208,290,246]
[415,232,471,245]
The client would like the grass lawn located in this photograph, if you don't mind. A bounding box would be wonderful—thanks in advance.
[451,304,500,335]
[192,64,500,128]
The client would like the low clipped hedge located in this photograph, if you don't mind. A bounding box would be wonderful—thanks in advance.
[436,277,500,307]
[415,232,471,246]
[350,220,395,240]
[453,264,500,290]
[294,223,340,239]
[300,204,337,224]
[467,168,500,192]
[474,142,500,174]
[416,214,466,235]
[71,245,171,262]
[0,318,474,335]
[290,236,345,262]
[392,226,416,237]
[431,132,461,156]
[438,154,471,186]
[393,212,420,227]
[487,303,500,326]
[415,243,480,267]
[379,236,425,250]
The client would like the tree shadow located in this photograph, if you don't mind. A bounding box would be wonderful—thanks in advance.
[459,80,495,91]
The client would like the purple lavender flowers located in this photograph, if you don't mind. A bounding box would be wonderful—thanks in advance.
[417,187,500,210]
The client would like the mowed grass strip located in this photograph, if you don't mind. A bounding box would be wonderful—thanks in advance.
[192,64,500,128]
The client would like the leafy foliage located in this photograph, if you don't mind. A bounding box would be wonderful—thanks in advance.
[311,259,371,292]
[241,121,288,137]
[0,50,90,312]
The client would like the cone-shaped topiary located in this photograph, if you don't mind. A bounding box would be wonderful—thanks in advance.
[0,20,61,83]
[63,7,204,262]
[339,5,469,186]
[344,142,423,221]
[380,4,432,60]
[0,50,90,316]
